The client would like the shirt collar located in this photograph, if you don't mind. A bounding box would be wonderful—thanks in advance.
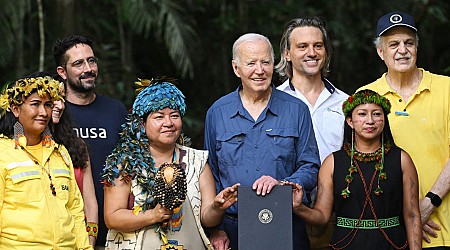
[323,78,336,94]
[288,78,336,94]
[231,84,278,118]
[377,69,430,95]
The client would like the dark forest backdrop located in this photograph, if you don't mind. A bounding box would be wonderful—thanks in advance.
[1,0,449,147]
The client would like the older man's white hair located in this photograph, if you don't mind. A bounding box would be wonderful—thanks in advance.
[232,33,274,65]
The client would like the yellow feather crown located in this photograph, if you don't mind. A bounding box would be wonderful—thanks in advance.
[0,76,63,117]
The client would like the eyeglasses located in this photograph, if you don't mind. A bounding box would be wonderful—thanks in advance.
[65,57,98,70]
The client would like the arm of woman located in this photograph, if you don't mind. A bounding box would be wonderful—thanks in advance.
[67,163,93,250]
[104,176,173,232]
[292,154,334,227]
[82,158,98,246]
[401,150,422,250]
[199,163,238,228]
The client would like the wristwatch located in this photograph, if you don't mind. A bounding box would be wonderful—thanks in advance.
[426,192,442,207]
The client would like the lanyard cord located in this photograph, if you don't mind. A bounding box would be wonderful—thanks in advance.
[19,146,56,196]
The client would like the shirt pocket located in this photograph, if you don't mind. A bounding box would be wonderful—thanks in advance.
[323,110,345,147]
[216,131,245,167]
[52,168,72,202]
[8,166,44,203]
[265,128,298,166]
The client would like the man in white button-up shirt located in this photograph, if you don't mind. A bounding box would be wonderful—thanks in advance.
[275,16,348,250]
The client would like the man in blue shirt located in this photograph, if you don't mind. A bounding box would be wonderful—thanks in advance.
[204,33,320,250]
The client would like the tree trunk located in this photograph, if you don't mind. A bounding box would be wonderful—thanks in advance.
[37,0,45,72]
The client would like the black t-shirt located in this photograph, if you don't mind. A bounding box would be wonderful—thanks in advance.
[66,95,127,247]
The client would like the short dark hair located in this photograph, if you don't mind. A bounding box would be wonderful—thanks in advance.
[52,34,95,67]
[275,17,332,81]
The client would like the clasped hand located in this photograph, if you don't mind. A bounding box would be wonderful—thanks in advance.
[152,203,173,223]
[281,181,304,209]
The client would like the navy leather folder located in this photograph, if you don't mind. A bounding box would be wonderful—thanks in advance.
[238,185,293,250]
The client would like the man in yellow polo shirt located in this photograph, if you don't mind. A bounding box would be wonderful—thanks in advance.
[359,11,450,249]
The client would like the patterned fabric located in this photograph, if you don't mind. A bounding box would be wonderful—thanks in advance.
[336,216,400,229]
[331,146,407,249]
[105,145,213,250]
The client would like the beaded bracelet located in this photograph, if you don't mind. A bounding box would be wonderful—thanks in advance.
[86,222,98,238]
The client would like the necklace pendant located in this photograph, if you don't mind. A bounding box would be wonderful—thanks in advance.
[50,183,56,196]
[20,146,57,196]
[47,173,56,196]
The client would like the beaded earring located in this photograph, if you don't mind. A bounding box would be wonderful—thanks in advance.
[341,128,356,198]
[13,121,25,148]
[342,130,390,198]
[374,132,387,195]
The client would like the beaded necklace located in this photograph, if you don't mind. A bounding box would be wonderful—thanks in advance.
[332,142,407,249]
[341,142,391,198]
[20,145,56,196]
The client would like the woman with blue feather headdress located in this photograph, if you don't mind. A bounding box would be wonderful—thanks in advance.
[102,77,239,250]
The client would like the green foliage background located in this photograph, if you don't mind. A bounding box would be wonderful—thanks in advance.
[1,0,449,147]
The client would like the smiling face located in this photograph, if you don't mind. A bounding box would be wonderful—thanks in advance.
[232,39,274,95]
[57,43,98,94]
[346,103,385,142]
[285,26,326,78]
[52,86,65,124]
[377,27,417,74]
[52,100,65,124]
[11,92,53,142]
[144,107,182,149]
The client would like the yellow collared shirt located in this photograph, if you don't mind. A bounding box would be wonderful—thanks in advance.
[0,136,92,249]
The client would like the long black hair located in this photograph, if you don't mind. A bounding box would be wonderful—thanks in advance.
[52,107,89,169]
[0,112,17,138]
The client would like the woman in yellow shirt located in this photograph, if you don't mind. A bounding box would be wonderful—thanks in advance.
[0,76,92,249]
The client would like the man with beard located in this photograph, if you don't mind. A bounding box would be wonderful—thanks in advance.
[53,34,127,249]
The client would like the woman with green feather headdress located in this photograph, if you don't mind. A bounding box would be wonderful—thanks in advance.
[102,77,239,250]
[286,89,421,249]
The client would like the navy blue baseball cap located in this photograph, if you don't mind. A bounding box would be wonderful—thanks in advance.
[376,11,417,37]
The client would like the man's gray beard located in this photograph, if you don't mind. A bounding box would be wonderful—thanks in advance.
[67,78,96,93]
